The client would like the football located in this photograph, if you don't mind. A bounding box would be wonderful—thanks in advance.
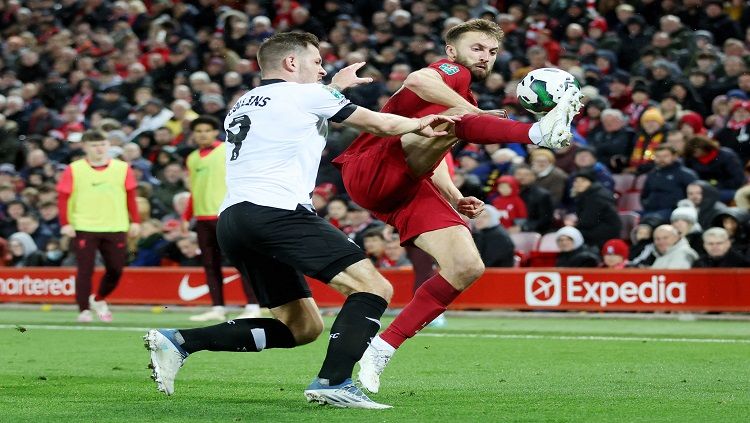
[516,67,579,115]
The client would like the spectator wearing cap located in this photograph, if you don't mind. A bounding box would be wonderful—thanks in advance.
[200,93,226,123]
[570,168,621,248]
[41,133,70,164]
[670,206,704,255]
[694,227,750,268]
[641,145,698,221]
[88,85,132,122]
[619,15,652,70]
[530,148,568,206]
[576,96,607,139]
[471,205,515,268]
[628,108,667,174]
[649,59,677,102]
[601,239,629,269]
[605,70,631,111]
[677,111,708,141]
[699,0,742,46]
[588,16,620,53]
[715,100,750,164]
[513,165,554,234]
[684,135,745,200]
[589,108,636,173]
[711,208,750,253]
[0,113,20,165]
[623,82,655,130]
[670,81,708,117]
[712,57,748,97]
[688,70,715,110]
[490,175,527,231]
[687,180,729,230]
[659,94,683,129]
[554,226,600,268]
[569,146,615,194]
[8,232,46,267]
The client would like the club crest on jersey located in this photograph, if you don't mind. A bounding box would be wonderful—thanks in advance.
[438,63,460,75]
[324,85,344,99]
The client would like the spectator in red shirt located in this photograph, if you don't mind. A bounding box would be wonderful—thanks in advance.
[491,175,527,232]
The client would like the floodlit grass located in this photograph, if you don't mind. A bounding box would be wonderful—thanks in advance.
[1,308,748,422]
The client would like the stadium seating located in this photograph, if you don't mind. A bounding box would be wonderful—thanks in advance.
[613,173,635,195]
[510,232,542,254]
[618,211,640,240]
[617,191,643,212]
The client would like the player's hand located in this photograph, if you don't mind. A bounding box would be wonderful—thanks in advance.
[457,196,484,218]
[330,62,373,90]
[479,109,508,118]
[414,114,461,137]
[129,223,141,238]
[61,224,76,238]
[181,220,190,234]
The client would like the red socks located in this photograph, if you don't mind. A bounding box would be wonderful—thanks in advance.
[454,114,533,144]
[380,274,461,349]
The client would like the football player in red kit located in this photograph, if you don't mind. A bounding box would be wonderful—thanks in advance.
[333,19,583,393]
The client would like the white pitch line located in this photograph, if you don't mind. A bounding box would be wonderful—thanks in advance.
[2,324,750,344]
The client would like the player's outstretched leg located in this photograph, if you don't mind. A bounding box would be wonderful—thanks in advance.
[143,329,188,396]
[143,317,297,395]
[451,85,584,149]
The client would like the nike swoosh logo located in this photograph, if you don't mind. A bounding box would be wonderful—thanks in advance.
[177,274,242,301]
[365,317,381,329]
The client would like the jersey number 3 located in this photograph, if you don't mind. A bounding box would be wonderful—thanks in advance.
[226,115,251,161]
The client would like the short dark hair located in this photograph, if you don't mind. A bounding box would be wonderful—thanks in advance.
[81,129,107,142]
[257,32,320,72]
[445,19,504,45]
[362,228,385,241]
[190,115,222,131]
[685,135,720,156]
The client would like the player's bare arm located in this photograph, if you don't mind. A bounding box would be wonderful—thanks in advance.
[403,68,481,113]
[342,107,459,138]
[430,158,485,218]
[329,61,373,91]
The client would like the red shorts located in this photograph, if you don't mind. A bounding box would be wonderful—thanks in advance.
[337,137,467,243]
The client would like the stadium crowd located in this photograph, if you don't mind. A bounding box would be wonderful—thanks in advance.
[0,0,749,271]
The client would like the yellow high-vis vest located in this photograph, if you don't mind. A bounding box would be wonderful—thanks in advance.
[68,159,130,232]
[187,143,227,217]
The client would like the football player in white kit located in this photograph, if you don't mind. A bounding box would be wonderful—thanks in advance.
[144,32,457,409]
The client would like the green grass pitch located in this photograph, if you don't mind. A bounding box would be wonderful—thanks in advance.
[1,308,748,422]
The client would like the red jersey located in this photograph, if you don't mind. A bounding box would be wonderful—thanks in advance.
[333,59,477,164]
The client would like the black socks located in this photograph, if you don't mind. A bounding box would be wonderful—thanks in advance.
[178,318,296,354]
[317,292,388,385]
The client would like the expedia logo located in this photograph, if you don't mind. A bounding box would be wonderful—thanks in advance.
[525,272,562,306]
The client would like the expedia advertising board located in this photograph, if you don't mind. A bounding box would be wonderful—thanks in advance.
[0,268,748,312]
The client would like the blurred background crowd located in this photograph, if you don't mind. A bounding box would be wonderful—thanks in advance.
[0,0,749,271]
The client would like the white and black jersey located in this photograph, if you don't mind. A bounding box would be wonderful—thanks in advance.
[219,79,356,212]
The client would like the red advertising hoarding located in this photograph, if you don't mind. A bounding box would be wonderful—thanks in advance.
[0,267,748,312]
